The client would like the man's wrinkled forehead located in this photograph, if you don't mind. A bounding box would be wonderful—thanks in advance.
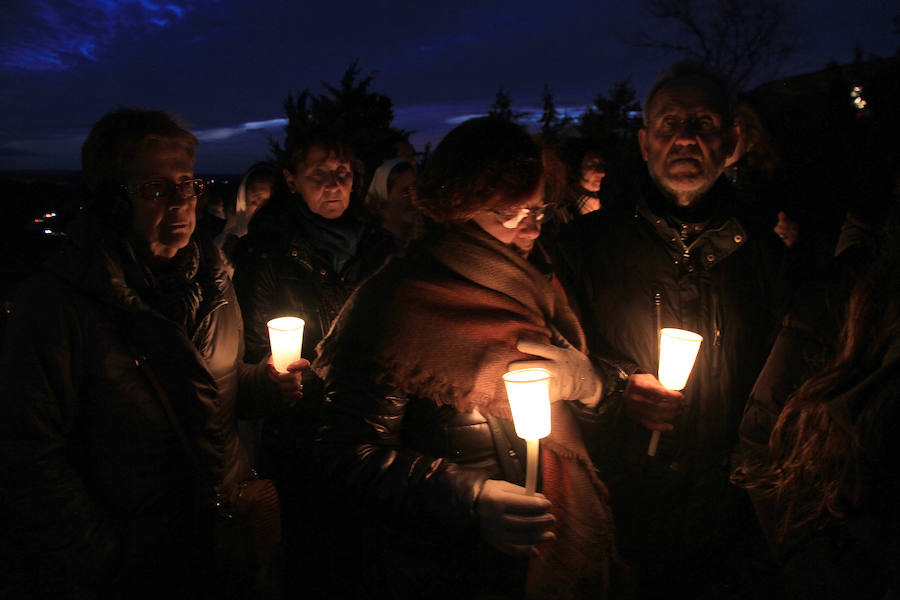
[645,76,729,120]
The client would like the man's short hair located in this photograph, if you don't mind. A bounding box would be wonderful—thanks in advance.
[642,62,738,129]
[81,108,198,196]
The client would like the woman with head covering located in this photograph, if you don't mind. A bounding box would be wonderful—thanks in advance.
[365,157,421,246]
[213,162,277,263]
[314,117,620,599]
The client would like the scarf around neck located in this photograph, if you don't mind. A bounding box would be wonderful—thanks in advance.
[292,196,364,274]
[315,221,619,598]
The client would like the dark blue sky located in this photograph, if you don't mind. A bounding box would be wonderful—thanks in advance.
[0,0,896,173]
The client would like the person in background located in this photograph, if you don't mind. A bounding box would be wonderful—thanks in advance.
[365,158,421,247]
[0,108,300,599]
[232,126,394,597]
[734,200,900,599]
[541,139,607,243]
[214,162,278,264]
[314,116,621,599]
[555,62,789,599]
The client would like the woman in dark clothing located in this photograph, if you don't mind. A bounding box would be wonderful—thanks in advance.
[232,128,394,596]
[735,205,900,599]
[0,109,299,599]
[314,117,620,599]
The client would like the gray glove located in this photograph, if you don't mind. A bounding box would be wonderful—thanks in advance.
[508,339,602,407]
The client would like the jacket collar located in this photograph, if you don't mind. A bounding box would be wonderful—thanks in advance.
[635,175,748,270]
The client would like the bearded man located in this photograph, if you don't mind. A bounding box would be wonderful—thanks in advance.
[556,63,789,598]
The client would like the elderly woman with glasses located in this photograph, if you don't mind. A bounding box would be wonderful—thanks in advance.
[314,117,620,600]
[0,108,301,599]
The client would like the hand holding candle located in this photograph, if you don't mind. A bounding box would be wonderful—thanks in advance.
[648,328,703,456]
[503,367,551,495]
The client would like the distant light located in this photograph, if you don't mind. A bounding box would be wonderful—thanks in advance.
[43,229,53,234]
[850,85,868,111]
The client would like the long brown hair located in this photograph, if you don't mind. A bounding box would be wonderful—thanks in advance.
[738,202,900,539]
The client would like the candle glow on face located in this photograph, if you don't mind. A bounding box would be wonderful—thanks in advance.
[502,367,552,440]
[267,316,305,373]
[657,328,703,391]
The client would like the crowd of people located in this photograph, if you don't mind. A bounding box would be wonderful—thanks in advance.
[1,61,897,600]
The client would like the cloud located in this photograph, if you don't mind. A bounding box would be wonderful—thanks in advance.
[194,118,287,142]
[0,0,212,71]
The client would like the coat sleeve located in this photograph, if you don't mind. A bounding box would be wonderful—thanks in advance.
[0,281,119,588]
[232,250,280,364]
[316,373,490,539]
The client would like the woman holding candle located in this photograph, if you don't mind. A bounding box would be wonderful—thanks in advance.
[0,109,302,598]
[314,117,620,599]
[232,126,394,595]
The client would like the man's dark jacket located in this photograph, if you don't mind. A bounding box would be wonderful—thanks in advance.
[555,175,787,475]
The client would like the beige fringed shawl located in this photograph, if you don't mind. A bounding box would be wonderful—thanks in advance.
[314,222,618,599]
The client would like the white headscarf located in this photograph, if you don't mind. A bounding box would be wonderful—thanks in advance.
[214,168,257,248]
[366,158,411,210]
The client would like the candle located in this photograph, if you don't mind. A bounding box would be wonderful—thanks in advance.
[267,317,305,373]
[648,328,703,456]
[502,367,552,495]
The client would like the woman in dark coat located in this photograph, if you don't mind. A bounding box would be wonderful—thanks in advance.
[0,109,297,599]
[232,128,393,596]
[314,117,620,599]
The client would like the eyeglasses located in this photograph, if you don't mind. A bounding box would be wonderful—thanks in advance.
[124,178,206,202]
[491,205,548,229]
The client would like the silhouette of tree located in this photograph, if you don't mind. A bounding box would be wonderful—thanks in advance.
[271,60,409,181]
[488,86,526,122]
[579,78,642,143]
[538,83,573,142]
[630,0,800,88]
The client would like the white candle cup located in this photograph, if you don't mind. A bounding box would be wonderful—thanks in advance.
[503,367,552,495]
[267,317,305,373]
[649,328,703,457]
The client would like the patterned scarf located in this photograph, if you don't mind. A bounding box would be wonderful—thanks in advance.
[315,222,619,599]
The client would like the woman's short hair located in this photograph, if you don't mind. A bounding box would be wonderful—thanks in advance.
[81,108,197,196]
[416,117,564,224]
[282,126,355,173]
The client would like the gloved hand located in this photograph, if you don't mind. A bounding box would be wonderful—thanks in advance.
[475,479,556,558]
[508,339,603,407]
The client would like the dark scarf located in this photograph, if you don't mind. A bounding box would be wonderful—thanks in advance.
[315,222,619,599]
[292,197,364,274]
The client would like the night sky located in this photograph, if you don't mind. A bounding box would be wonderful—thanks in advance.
[1,0,896,173]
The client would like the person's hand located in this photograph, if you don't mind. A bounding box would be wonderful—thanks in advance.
[508,339,602,407]
[475,479,556,558]
[266,357,310,405]
[623,373,685,431]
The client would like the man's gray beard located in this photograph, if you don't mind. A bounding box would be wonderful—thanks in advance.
[654,171,722,208]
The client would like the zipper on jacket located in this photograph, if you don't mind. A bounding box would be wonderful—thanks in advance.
[655,290,662,371]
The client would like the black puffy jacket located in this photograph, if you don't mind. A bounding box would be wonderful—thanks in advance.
[0,215,274,598]
[233,196,394,366]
